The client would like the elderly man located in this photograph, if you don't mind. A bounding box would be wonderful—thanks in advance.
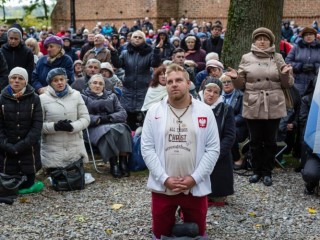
[141,64,220,239]
[1,27,34,81]
[71,59,101,92]
[82,34,111,66]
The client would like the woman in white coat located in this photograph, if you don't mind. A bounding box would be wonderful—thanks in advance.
[40,68,90,170]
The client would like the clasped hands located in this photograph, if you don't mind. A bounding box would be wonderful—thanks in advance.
[164,176,196,193]
[54,119,74,132]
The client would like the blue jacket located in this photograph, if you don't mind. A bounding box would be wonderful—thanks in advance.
[32,54,74,93]
[285,39,320,96]
[195,70,209,90]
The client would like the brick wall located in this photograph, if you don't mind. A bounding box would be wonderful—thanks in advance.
[51,0,320,32]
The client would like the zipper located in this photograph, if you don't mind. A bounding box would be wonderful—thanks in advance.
[1,105,4,120]
[31,103,34,118]
[3,152,7,173]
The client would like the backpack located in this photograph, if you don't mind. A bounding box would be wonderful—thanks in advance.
[129,128,147,171]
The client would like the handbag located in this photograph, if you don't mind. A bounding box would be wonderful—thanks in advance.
[50,158,85,191]
[0,173,27,204]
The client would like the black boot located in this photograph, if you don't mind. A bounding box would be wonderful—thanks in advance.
[119,156,130,177]
[109,157,121,178]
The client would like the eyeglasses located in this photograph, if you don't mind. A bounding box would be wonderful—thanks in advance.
[222,80,232,85]
[132,36,143,39]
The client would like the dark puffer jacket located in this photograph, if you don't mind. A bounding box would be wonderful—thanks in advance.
[285,39,320,96]
[111,43,161,112]
[0,51,8,91]
[1,42,34,82]
[0,85,43,175]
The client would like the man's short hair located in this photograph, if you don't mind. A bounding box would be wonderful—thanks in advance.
[172,47,185,55]
[165,63,189,81]
[211,23,223,31]
[86,59,101,68]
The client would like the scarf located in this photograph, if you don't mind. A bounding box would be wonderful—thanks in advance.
[141,85,167,111]
[47,48,65,63]
[7,86,26,98]
[55,85,69,98]
[251,44,275,58]
[223,90,235,105]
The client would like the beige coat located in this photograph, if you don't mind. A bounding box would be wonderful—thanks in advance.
[233,44,294,120]
[40,86,90,168]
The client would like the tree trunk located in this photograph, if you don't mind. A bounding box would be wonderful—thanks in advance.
[2,0,6,22]
[42,0,48,20]
[222,0,284,69]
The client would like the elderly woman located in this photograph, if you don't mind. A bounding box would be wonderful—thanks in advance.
[32,35,74,95]
[81,74,132,178]
[0,67,44,194]
[180,35,206,73]
[141,65,167,112]
[286,27,320,96]
[40,68,89,172]
[220,73,248,169]
[201,78,236,206]
[109,30,161,130]
[227,27,294,186]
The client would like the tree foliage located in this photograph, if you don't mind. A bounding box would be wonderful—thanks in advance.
[222,0,284,69]
[0,0,7,21]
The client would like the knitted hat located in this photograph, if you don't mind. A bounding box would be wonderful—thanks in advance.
[44,35,63,48]
[203,77,223,95]
[132,30,146,42]
[252,27,275,45]
[9,67,28,84]
[83,29,89,35]
[196,32,207,39]
[73,59,83,67]
[7,27,22,40]
[206,59,224,71]
[46,68,67,84]
[101,62,114,74]
[301,27,318,37]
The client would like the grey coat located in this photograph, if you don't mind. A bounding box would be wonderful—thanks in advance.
[81,88,128,145]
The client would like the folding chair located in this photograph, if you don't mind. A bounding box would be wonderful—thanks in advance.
[84,128,104,173]
[275,141,287,169]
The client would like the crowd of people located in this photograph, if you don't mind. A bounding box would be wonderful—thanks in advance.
[0,16,319,239]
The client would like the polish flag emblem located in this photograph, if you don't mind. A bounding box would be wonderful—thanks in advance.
[198,117,207,128]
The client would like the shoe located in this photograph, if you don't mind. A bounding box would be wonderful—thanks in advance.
[208,196,228,207]
[18,181,44,194]
[119,156,130,177]
[262,176,272,186]
[109,157,122,178]
[249,174,261,183]
[304,183,316,195]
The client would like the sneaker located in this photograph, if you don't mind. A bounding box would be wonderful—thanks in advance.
[85,173,95,184]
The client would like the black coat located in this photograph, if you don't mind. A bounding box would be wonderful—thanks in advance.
[210,102,236,197]
[0,85,43,175]
[1,43,34,82]
[111,43,161,112]
[0,51,8,91]
[201,37,224,58]
[154,32,175,62]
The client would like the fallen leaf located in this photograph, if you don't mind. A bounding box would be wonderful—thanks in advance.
[75,215,86,222]
[248,212,256,217]
[308,207,317,214]
[255,224,262,228]
[19,197,29,203]
[111,204,123,210]
[105,228,113,234]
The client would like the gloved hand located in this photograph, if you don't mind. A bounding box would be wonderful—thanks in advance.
[54,120,74,132]
[100,115,112,124]
[302,63,315,73]
[5,143,17,155]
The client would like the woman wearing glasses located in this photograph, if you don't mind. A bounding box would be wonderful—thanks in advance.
[109,30,161,130]
[226,27,293,186]
[81,74,132,178]
[220,74,248,170]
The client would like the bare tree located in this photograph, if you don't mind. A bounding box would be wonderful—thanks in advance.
[0,0,7,21]
[222,0,284,68]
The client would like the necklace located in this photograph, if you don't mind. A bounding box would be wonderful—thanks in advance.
[168,103,190,133]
